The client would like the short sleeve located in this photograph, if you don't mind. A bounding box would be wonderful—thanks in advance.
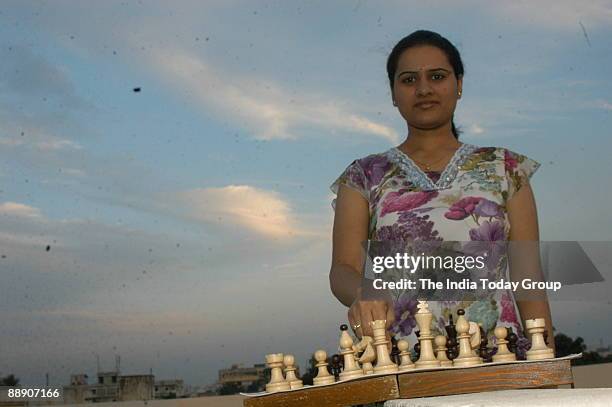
[330,160,369,210]
[503,149,541,201]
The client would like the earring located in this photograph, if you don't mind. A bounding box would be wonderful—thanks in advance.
[458,91,462,97]
[393,101,398,106]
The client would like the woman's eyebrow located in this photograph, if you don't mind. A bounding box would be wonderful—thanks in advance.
[398,68,451,77]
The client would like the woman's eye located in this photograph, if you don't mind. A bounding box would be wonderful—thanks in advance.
[432,73,445,80]
[402,77,416,83]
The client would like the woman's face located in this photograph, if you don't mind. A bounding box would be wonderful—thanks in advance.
[392,45,462,132]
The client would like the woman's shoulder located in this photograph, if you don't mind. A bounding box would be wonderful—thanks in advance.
[467,144,537,166]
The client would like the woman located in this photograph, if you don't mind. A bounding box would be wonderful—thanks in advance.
[329,30,554,357]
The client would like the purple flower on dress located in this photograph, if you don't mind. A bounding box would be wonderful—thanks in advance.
[444,196,482,220]
[380,191,438,217]
[473,199,502,218]
[500,291,519,325]
[504,149,518,172]
[346,164,366,190]
[469,220,505,241]
[391,296,418,336]
[464,220,507,271]
[516,335,531,360]
[358,154,392,186]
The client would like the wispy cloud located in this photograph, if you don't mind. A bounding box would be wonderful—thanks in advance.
[178,185,317,239]
[0,116,82,152]
[148,48,399,143]
[0,202,43,218]
[597,100,612,111]
[483,0,612,30]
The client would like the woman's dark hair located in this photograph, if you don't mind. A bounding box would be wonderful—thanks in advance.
[386,30,464,138]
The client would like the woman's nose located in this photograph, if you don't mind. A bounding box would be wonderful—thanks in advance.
[416,83,433,96]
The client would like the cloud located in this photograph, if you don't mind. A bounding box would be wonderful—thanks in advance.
[35,138,83,151]
[467,123,485,135]
[0,109,83,152]
[148,48,399,143]
[179,185,313,238]
[597,100,612,111]
[0,45,86,109]
[481,0,612,30]
[0,202,43,218]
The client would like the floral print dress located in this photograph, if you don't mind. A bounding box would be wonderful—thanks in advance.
[331,143,540,357]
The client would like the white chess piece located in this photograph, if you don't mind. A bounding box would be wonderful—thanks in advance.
[283,354,303,389]
[338,324,364,380]
[434,335,453,367]
[525,318,555,360]
[265,353,291,392]
[492,326,516,362]
[359,341,376,374]
[452,309,483,367]
[414,300,441,368]
[355,336,375,374]
[370,320,399,374]
[312,350,335,385]
[397,339,415,371]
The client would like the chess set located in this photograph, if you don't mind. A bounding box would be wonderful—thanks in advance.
[243,300,579,407]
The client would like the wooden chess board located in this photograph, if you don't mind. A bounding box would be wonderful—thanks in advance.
[242,355,579,407]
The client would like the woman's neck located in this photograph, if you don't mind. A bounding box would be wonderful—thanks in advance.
[399,125,460,155]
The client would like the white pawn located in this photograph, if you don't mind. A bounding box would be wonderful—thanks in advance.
[525,318,555,360]
[452,309,483,367]
[265,353,291,392]
[414,300,441,368]
[338,324,364,380]
[492,326,516,362]
[370,320,399,374]
[397,339,415,371]
[283,354,303,389]
[312,350,335,385]
[435,335,453,367]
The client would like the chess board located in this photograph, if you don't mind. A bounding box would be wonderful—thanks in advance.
[242,354,580,407]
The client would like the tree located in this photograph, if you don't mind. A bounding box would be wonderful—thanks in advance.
[218,382,243,395]
[554,333,586,357]
[0,374,19,386]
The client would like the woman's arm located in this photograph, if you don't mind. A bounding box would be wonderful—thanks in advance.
[329,185,369,307]
[329,185,394,339]
[507,182,555,351]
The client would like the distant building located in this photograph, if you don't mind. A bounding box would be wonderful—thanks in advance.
[154,379,184,399]
[594,339,612,358]
[62,371,154,404]
[595,345,611,358]
[218,363,272,392]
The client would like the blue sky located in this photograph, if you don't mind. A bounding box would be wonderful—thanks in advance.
[1,1,612,387]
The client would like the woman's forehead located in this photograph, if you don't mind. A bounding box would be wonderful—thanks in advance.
[396,46,452,71]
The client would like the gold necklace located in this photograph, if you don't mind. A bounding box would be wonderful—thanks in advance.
[410,154,448,171]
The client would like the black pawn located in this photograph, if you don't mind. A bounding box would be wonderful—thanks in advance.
[390,336,400,365]
[413,330,421,359]
[478,326,492,363]
[331,354,342,380]
[507,327,519,357]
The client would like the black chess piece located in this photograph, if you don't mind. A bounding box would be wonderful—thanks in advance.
[478,325,492,363]
[445,313,458,360]
[390,336,400,365]
[331,354,342,380]
[413,330,421,359]
[507,327,520,358]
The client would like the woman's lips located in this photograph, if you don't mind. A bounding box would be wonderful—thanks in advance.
[415,102,439,109]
